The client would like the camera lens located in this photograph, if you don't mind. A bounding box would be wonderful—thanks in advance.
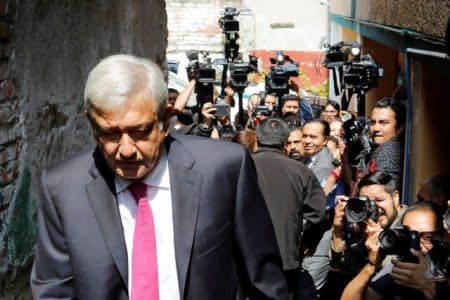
[345,198,368,223]
[379,229,397,250]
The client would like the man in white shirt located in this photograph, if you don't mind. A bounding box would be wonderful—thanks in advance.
[31,54,288,300]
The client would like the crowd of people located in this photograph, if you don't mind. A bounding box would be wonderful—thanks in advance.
[30,54,450,300]
[166,74,450,299]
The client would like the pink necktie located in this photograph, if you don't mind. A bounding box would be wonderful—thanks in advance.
[128,182,159,300]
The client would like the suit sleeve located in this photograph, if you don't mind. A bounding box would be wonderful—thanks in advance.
[233,149,289,300]
[30,169,75,299]
[302,170,327,231]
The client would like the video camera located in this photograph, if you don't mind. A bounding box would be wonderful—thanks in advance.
[344,196,379,245]
[379,226,421,263]
[186,50,216,104]
[322,41,383,115]
[253,104,276,118]
[323,41,361,69]
[229,54,258,92]
[265,51,299,96]
[219,7,240,61]
[343,54,383,93]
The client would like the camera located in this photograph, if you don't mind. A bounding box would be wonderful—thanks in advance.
[346,126,373,167]
[186,50,216,84]
[344,196,379,244]
[265,51,299,95]
[211,104,230,117]
[229,54,258,92]
[254,104,276,117]
[343,54,383,93]
[219,7,240,61]
[345,196,379,224]
[379,226,421,263]
[185,51,217,104]
[219,7,239,33]
[323,41,361,69]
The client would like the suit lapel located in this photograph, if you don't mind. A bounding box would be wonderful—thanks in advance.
[166,136,201,299]
[86,150,129,291]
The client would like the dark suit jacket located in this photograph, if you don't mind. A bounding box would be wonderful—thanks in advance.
[31,134,288,300]
[251,148,326,270]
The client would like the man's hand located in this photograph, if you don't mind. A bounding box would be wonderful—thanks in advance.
[365,219,382,266]
[332,195,349,251]
[391,249,436,300]
[201,102,216,127]
[288,79,299,94]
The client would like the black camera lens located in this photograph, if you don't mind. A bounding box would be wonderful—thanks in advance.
[345,198,369,223]
[379,229,398,250]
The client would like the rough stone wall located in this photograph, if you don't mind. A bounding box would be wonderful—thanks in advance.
[331,0,450,38]
[0,0,167,298]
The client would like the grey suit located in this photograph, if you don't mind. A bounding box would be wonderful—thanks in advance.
[304,147,334,185]
[31,134,288,300]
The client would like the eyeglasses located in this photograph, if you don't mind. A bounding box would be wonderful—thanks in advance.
[418,231,441,243]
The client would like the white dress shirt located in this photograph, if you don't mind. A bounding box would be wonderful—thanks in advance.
[115,148,180,300]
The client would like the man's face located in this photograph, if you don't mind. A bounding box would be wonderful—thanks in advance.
[89,92,166,180]
[369,107,399,145]
[359,184,399,229]
[282,100,299,115]
[302,122,327,156]
[264,95,277,106]
[168,91,178,105]
[402,210,439,253]
[284,130,303,160]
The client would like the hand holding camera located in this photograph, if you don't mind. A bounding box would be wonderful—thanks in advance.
[201,102,216,128]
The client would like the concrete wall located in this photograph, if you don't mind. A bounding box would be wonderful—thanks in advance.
[0,0,167,298]
[244,0,328,51]
[331,0,450,38]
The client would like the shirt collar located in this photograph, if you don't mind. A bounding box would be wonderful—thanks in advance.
[114,147,170,194]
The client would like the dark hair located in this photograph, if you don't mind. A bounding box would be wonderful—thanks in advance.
[231,129,257,153]
[358,171,397,196]
[373,97,406,130]
[256,117,289,148]
[323,100,340,113]
[282,94,300,103]
[168,88,179,94]
[401,201,443,231]
[283,112,302,129]
[304,118,330,137]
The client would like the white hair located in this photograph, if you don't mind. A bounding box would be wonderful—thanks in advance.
[84,54,167,117]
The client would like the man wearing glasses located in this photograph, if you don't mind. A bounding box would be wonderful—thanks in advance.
[341,201,449,300]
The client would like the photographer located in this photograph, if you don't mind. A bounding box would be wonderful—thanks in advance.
[341,201,449,300]
[322,172,406,299]
[190,100,235,140]
[281,94,301,119]
[367,98,406,191]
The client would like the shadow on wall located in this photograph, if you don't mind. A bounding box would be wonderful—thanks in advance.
[0,166,37,298]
